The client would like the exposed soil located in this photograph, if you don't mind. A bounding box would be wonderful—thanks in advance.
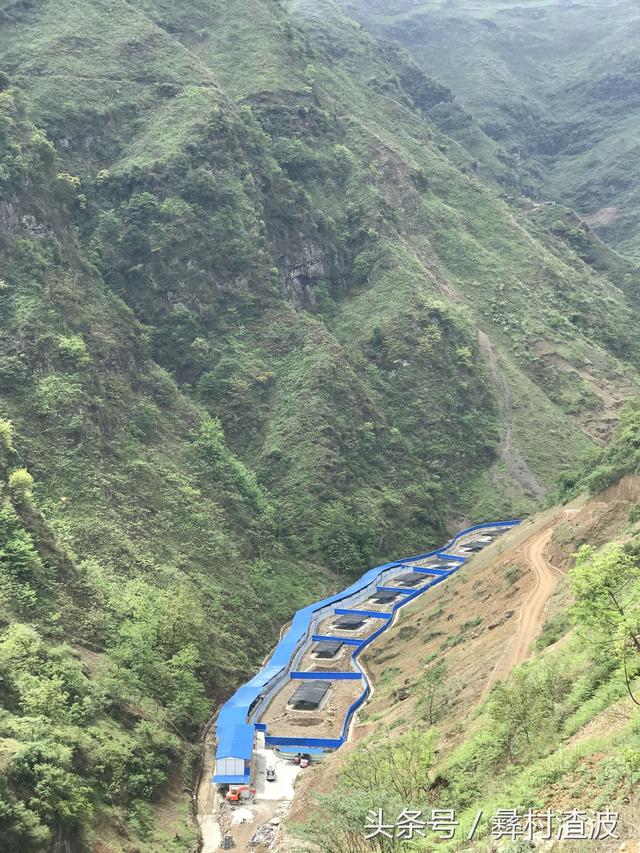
[315,613,379,640]
[259,533,500,745]
[197,719,221,852]
[299,645,358,673]
[547,474,640,570]
[481,526,564,696]
[583,205,619,227]
[259,677,363,740]
[223,741,301,851]
[532,341,638,443]
[279,482,640,848]
[356,596,399,612]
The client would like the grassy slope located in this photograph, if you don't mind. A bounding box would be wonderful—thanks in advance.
[291,464,640,850]
[0,89,328,852]
[338,0,640,261]
[0,0,640,848]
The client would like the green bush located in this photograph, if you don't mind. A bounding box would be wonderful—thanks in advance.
[7,468,33,500]
[57,334,90,366]
[0,418,13,451]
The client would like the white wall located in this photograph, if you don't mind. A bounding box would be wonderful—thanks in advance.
[215,757,245,777]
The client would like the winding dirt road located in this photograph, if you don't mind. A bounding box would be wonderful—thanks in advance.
[483,527,565,696]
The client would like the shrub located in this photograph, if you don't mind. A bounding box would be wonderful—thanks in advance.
[57,335,90,366]
[505,565,521,584]
[8,468,33,499]
[0,418,13,451]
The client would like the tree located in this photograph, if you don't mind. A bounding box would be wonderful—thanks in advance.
[8,468,33,501]
[10,741,92,826]
[303,787,400,853]
[303,729,437,853]
[0,418,13,451]
[571,544,640,704]
[0,505,49,609]
[0,782,48,852]
[416,661,448,725]
[340,728,436,802]
[316,500,377,574]
[488,666,568,762]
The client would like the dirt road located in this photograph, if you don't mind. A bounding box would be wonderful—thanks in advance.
[483,527,564,696]
[197,727,222,852]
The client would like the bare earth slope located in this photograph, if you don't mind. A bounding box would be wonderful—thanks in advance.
[280,476,640,847]
[483,526,563,695]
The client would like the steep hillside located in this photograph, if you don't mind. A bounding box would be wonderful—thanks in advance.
[285,412,640,850]
[0,83,331,852]
[3,0,640,525]
[1,0,640,849]
[338,0,640,261]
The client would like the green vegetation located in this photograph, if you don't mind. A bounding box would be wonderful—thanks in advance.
[571,544,640,705]
[0,0,639,848]
[554,396,640,500]
[340,0,640,263]
[583,399,640,493]
[296,502,640,850]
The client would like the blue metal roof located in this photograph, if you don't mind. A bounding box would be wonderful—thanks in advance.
[212,773,250,785]
[216,722,254,759]
[213,520,521,768]
[213,557,405,761]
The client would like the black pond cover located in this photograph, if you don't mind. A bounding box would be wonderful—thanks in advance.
[333,615,365,628]
[290,680,332,708]
[393,572,423,586]
[312,640,344,657]
[371,590,400,603]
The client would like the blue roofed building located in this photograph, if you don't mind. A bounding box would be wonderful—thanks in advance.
[211,521,520,788]
[213,722,254,784]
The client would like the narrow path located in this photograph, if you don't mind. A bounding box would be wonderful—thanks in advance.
[196,724,222,852]
[478,330,545,500]
[482,527,564,696]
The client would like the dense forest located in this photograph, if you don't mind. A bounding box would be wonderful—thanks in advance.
[0,0,639,849]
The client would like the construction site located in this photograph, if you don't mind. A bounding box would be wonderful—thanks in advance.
[202,522,514,849]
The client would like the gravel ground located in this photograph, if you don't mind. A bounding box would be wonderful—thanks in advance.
[259,677,364,739]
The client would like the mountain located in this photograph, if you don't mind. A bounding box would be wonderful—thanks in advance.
[0,0,639,848]
[337,0,640,260]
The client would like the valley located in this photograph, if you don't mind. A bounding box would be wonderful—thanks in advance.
[336,0,640,262]
[0,0,638,850]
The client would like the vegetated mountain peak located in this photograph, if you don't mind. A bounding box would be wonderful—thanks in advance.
[0,0,640,848]
[338,0,640,261]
